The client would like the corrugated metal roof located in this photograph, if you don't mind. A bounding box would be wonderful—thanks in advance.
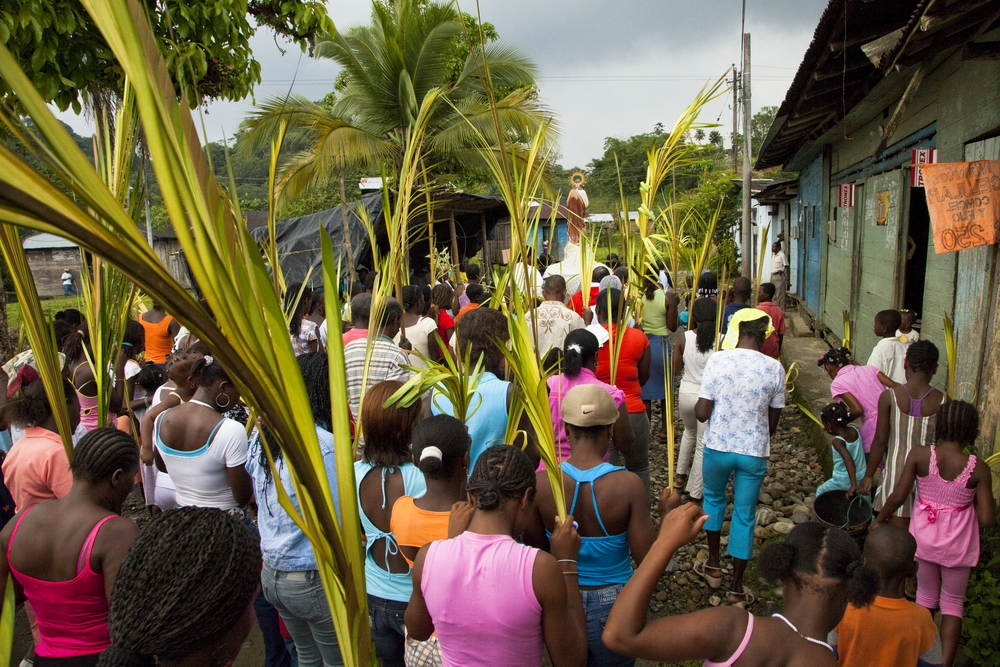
[22,233,78,250]
[754,0,923,170]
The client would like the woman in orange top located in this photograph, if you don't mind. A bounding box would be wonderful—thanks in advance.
[391,415,470,667]
[594,288,652,496]
[140,304,180,366]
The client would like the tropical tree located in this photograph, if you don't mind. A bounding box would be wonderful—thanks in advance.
[239,0,549,207]
[0,0,334,111]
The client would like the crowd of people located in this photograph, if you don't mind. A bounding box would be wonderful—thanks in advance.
[0,252,993,667]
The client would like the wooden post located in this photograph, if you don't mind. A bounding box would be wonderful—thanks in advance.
[339,171,356,285]
[480,213,489,277]
[449,212,460,282]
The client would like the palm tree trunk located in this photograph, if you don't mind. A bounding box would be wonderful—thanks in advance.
[339,171,356,285]
[449,213,460,283]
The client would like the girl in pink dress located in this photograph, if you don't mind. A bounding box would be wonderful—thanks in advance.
[873,400,996,667]
[819,347,896,454]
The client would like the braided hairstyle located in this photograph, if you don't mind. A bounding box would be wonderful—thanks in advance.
[905,340,939,375]
[285,283,312,336]
[561,328,600,378]
[97,507,261,667]
[696,271,718,298]
[121,320,145,361]
[818,347,852,369]
[431,284,454,309]
[411,415,469,479]
[402,285,423,311]
[691,297,717,354]
[71,427,140,483]
[820,402,850,428]
[466,444,536,511]
[758,522,878,609]
[935,399,979,445]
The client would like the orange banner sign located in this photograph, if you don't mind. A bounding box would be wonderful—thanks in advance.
[923,161,1000,254]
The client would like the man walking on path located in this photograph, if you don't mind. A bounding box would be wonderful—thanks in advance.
[61,269,76,296]
[771,242,788,310]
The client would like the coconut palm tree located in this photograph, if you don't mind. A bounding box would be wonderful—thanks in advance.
[240,0,551,207]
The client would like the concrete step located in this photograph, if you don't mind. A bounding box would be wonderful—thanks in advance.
[788,310,813,338]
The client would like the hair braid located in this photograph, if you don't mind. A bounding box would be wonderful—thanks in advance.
[935,399,979,445]
[97,507,261,667]
[70,427,139,483]
[905,340,939,374]
[466,445,536,511]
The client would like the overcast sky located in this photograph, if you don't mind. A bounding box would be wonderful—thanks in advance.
[53,0,828,170]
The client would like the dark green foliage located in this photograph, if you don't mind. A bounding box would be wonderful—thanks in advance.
[963,524,1000,665]
[0,0,334,111]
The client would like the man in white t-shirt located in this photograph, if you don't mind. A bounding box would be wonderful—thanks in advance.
[770,242,788,309]
[61,269,76,296]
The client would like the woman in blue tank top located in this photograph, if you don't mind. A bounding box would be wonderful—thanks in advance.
[528,384,675,667]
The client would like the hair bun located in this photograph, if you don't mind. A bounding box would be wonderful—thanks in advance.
[757,541,797,583]
[846,561,862,576]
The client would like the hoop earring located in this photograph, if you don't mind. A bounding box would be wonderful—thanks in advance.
[216,393,232,410]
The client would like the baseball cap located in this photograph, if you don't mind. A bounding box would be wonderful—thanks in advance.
[561,384,619,427]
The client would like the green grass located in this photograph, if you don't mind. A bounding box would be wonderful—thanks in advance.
[6,295,84,331]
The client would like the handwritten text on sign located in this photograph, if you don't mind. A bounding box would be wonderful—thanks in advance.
[923,161,1000,254]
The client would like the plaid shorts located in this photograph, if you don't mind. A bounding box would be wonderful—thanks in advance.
[404,630,442,667]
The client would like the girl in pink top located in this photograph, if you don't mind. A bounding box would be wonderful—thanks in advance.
[873,400,996,667]
[542,329,633,471]
[406,445,588,667]
[0,428,139,667]
[820,347,896,453]
[604,516,879,667]
[63,323,128,432]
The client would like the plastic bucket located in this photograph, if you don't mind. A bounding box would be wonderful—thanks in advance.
[812,491,872,548]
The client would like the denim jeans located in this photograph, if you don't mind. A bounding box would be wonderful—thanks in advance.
[580,584,635,667]
[243,518,293,667]
[262,564,344,667]
[702,448,767,561]
[368,594,407,667]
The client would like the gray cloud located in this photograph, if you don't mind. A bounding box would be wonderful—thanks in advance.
[53,0,827,169]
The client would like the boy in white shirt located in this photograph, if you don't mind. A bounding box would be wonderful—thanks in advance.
[868,310,907,384]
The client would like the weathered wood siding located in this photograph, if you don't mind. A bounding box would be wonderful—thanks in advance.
[822,186,857,342]
[853,169,906,360]
[27,248,81,297]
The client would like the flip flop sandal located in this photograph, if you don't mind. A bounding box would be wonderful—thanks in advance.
[693,560,723,589]
[729,586,756,609]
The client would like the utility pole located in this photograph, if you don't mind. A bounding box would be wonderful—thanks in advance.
[731,65,739,173]
[741,33,753,279]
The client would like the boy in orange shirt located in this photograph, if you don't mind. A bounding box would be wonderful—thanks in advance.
[829,524,943,667]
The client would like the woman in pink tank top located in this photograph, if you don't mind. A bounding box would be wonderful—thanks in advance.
[406,445,588,667]
[63,324,128,432]
[604,515,878,667]
[0,428,140,667]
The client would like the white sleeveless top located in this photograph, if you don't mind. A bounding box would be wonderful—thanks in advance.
[679,329,713,394]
